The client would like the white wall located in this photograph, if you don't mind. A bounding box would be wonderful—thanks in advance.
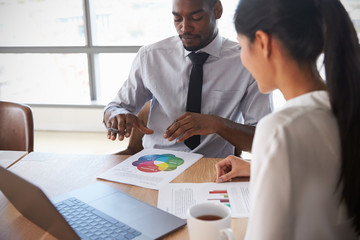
[32,106,106,132]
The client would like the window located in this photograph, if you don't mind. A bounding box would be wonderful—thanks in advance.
[0,0,359,106]
[0,0,237,106]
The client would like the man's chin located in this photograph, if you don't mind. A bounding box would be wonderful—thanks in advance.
[179,37,200,51]
[182,43,201,52]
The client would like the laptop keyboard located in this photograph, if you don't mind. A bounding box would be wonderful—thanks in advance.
[54,197,142,240]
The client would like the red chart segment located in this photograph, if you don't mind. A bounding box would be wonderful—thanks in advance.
[208,189,231,208]
[132,154,184,173]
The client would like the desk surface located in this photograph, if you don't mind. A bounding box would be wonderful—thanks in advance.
[0,150,27,168]
[0,152,248,240]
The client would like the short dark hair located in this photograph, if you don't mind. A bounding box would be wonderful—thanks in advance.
[207,0,218,8]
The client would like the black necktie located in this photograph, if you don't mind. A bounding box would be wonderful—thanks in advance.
[185,51,209,150]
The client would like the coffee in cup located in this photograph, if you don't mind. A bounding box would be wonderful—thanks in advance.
[187,202,234,240]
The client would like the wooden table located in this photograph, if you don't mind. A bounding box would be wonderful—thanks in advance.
[0,152,249,240]
[0,150,27,168]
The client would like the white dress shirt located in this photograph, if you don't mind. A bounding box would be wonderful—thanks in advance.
[246,91,357,239]
[105,34,272,158]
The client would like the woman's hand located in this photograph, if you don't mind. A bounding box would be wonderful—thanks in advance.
[215,155,250,183]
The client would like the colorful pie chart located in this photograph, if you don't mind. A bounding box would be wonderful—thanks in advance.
[132,154,184,173]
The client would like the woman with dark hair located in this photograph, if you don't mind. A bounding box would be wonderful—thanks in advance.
[215,0,360,238]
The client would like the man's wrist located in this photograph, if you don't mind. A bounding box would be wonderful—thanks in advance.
[214,115,226,135]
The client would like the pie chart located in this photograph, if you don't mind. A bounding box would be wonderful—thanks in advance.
[132,154,184,173]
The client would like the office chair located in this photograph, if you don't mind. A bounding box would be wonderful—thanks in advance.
[0,101,34,152]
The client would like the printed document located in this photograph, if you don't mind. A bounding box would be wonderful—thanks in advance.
[158,182,250,218]
[97,148,203,190]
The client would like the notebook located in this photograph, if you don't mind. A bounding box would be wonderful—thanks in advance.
[0,166,186,240]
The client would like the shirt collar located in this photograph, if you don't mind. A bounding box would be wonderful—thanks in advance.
[282,90,330,110]
[183,32,222,58]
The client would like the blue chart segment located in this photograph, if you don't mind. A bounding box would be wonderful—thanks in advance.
[132,154,184,173]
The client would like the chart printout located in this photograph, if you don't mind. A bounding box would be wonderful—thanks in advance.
[97,148,203,190]
[158,182,250,218]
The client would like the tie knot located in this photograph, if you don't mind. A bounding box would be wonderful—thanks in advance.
[188,52,209,65]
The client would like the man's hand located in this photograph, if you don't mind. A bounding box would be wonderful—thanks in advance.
[215,155,250,183]
[104,111,153,141]
[163,112,222,142]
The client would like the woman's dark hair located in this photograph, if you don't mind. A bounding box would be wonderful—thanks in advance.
[234,0,360,234]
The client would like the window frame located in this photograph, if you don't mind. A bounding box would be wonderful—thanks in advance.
[0,0,141,106]
[0,0,358,107]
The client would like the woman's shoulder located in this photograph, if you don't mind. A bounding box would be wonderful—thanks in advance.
[258,91,332,134]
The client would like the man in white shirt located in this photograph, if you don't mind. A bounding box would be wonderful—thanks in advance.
[103,0,272,158]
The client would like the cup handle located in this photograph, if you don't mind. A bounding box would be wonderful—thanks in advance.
[220,228,234,240]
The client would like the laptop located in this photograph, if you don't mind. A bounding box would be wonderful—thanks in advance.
[0,166,186,240]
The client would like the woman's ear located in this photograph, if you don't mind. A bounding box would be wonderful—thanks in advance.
[255,30,272,58]
[213,1,223,19]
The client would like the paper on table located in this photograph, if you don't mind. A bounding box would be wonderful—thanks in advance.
[97,148,203,190]
[158,182,250,219]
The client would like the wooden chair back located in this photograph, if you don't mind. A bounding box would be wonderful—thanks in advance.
[0,101,34,152]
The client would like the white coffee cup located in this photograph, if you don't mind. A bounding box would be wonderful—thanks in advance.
[187,202,234,240]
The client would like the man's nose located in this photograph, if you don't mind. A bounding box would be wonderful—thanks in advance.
[181,19,193,32]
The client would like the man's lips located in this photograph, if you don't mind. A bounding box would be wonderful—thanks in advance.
[180,34,198,40]
[180,35,198,44]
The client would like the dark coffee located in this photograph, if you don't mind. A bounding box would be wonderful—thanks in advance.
[196,215,223,221]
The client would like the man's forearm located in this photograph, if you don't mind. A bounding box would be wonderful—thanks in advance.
[216,118,256,152]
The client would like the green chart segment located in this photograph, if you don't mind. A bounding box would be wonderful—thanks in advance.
[208,190,231,208]
[132,154,184,173]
